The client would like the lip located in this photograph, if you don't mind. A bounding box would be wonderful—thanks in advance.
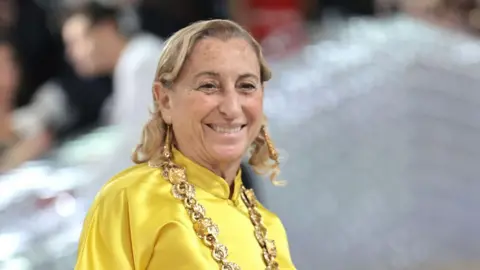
[205,124,247,134]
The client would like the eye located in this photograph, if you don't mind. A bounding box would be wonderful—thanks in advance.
[201,83,217,89]
[197,82,219,92]
[238,83,257,92]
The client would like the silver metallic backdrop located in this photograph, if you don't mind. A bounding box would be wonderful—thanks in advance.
[262,15,480,270]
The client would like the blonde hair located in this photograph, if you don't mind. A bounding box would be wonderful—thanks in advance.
[132,19,280,182]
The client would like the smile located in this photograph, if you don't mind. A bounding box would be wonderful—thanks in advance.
[206,124,246,134]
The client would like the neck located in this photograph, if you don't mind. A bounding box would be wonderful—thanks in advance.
[208,161,241,186]
[176,145,241,186]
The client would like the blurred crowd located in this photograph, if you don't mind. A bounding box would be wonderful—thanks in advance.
[0,0,479,173]
[0,0,480,269]
[0,0,220,173]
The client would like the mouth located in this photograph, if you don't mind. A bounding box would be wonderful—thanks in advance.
[206,124,247,134]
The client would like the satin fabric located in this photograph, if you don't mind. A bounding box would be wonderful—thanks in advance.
[75,148,296,269]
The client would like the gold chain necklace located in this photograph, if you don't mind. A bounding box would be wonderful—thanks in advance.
[150,159,279,270]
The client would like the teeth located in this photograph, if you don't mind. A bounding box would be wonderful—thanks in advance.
[210,125,242,134]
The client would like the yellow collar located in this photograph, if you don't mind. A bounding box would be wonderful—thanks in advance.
[172,148,243,201]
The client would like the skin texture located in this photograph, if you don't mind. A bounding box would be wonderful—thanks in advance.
[154,37,264,185]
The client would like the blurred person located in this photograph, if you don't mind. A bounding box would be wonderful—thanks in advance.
[137,0,220,39]
[434,0,480,34]
[1,0,112,142]
[335,0,376,16]
[0,0,65,108]
[402,0,480,35]
[0,35,52,172]
[375,0,401,15]
[75,19,295,269]
[61,2,163,175]
[0,0,15,28]
[62,2,163,128]
[229,0,308,58]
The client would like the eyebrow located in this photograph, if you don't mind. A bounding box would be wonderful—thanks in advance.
[194,71,220,78]
[194,71,259,81]
[238,73,259,81]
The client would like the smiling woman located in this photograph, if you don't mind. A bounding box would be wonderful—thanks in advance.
[152,37,265,184]
[74,19,296,270]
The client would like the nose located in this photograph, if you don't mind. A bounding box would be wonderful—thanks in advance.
[218,87,242,119]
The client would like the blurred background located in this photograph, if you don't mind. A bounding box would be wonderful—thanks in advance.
[1,0,480,269]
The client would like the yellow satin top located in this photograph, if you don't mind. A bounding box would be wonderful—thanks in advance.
[75,148,296,269]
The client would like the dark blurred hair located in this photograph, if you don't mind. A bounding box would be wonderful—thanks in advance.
[62,2,120,28]
[0,28,11,44]
[441,0,477,11]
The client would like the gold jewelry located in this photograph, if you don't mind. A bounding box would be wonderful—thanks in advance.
[262,126,284,185]
[150,135,279,269]
[162,124,173,160]
[261,126,279,167]
[240,186,279,269]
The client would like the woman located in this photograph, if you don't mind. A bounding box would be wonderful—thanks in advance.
[75,19,296,269]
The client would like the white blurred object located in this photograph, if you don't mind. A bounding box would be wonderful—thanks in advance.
[109,33,164,129]
[54,193,77,218]
[12,81,70,138]
[55,126,124,166]
[0,233,25,261]
[0,257,31,270]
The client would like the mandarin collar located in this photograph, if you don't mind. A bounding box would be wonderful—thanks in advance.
[172,148,243,201]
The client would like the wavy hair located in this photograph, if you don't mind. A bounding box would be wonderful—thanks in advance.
[132,19,281,182]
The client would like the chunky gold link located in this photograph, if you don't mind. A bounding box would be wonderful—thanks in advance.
[241,186,279,269]
[154,158,278,270]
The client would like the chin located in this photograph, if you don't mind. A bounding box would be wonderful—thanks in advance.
[210,144,246,163]
[77,68,96,78]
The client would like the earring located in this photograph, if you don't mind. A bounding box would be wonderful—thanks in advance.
[261,126,279,166]
[162,124,173,161]
[263,126,286,186]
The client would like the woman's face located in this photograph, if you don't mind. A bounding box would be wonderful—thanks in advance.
[157,37,264,167]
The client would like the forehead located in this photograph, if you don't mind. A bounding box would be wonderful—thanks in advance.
[184,37,260,76]
[63,15,90,38]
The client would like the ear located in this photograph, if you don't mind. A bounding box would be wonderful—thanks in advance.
[153,82,173,124]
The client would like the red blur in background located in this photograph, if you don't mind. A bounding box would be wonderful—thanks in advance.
[247,0,308,58]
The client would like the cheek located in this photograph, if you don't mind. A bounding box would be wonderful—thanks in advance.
[72,41,91,64]
[87,43,101,62]
[171,91,218,123]
[0,66,18,90]
[87,39,103,60]
[244,93,264,122]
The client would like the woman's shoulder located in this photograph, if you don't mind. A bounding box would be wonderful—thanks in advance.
[93,163,175,209]
[85,163,190,230]
[103,163,164,190]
